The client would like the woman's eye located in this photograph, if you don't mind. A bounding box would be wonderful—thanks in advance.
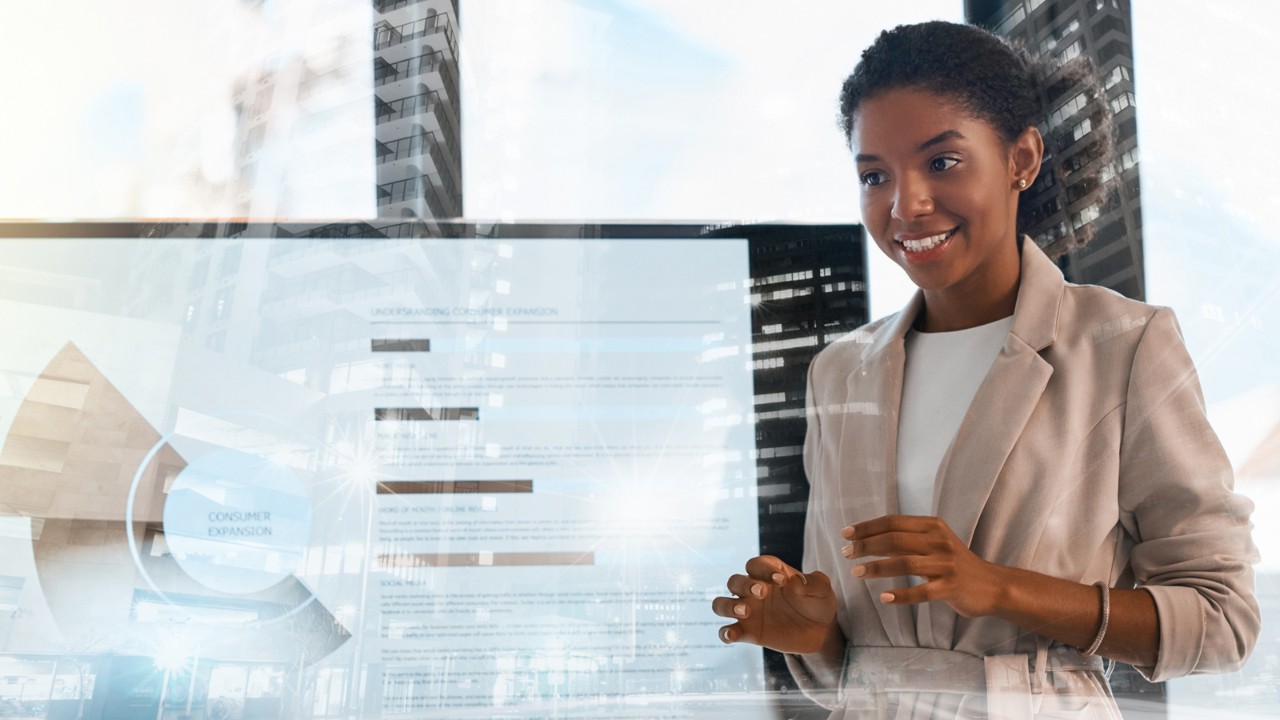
[930,156,960,172]
[859,171,885,187]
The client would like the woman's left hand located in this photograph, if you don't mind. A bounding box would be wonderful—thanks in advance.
[843,515,1007,619]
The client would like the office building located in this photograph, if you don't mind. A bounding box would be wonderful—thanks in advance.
[371,0,462,233]
[969,0,1145,301]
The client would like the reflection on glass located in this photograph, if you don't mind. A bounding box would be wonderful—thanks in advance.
[0,233,768,718]
[1134,0,1280,716]
[0,1,379,220]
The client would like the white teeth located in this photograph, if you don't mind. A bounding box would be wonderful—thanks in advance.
[901,229,954,252]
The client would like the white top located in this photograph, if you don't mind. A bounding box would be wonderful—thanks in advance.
[896,315,1014,519]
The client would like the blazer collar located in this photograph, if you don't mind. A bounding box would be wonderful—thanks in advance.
[846,238,1065,649]
[1007,238,1064,351]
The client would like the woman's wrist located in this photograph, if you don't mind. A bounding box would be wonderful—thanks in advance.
[812,617,845,661]
[975,559,1015,619]
[978,564,1159,667]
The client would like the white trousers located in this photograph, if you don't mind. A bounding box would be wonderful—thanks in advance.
[834,644,1124,720]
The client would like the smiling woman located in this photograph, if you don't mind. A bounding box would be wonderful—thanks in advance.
[712,20,1259,720]
[851,88,1036,333]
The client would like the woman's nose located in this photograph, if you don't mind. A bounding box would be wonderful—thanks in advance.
[891,175,934,221]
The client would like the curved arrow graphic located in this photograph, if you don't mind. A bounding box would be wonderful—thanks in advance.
[0,342,348,664]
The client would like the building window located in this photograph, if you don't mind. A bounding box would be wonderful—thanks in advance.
[1119,146,1139,171]
[213,287,234,321]
[1054,39,1083,70]
[1092,14,1127,41]
[1098,39,1132,65]
[1109,91,1136,114]
[1067,177,1100,204]
[997,4,1028,35]
[1074,117,1093,142]
[1065,154,1087,176]
[1103,65,1131,90]
[1040,18,1081,55]
[1072,205,1101,230]
[1117,116,1138,141]
[1050,91,1090,128]
[1036,221,1069,247]
[1060,117,1093,149]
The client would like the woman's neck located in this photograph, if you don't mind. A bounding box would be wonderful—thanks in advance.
[916,257,1022,333]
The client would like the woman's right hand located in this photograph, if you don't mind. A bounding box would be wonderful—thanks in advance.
[712,555,838,655]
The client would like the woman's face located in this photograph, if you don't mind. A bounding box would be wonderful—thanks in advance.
[851,87,1030,299]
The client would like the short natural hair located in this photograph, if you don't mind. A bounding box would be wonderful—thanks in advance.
[838,20,1116,255]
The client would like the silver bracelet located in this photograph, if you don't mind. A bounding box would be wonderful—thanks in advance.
[1083,581,1111,656]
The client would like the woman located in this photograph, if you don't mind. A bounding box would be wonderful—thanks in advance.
[712,20,1259,719]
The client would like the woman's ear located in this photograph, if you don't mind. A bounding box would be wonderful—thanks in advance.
[1011,125,1044,188]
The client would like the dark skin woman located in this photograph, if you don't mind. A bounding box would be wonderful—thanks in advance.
[710,20,1257,714]
[712,78,1157,671]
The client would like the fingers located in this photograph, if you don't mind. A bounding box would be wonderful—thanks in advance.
[718,622,744,644]
[850,556,938,581]
[711,596,752,620]
[875,581,937,606]
[727,555,798,601]
[726,573,772,600]
[744,554,793,584]
[842,514,949,541]
[842,531,940,560]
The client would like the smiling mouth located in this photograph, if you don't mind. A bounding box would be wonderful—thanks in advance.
[899,227,958,253]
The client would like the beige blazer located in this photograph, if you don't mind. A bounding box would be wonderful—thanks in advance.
[787,239,1260,711]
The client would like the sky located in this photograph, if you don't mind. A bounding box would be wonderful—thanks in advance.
[0,0,375,220]
[1130,0,1280,582]
[461,0,965,319]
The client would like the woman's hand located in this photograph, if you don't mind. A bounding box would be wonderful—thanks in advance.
[847,515,1161,666]
[712,555,838,655]
[844,515,1006,619]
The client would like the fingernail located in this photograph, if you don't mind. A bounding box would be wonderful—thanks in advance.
[771,573,786,585]
[721,627,733,643]
[841,544,854,559]
[880,592,894,604]
[751,584,765,599]
[841,525,855,538]
[852,565,866,577]
[734,603,747,617]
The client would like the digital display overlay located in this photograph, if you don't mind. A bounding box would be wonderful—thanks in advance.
[0,236,766,718]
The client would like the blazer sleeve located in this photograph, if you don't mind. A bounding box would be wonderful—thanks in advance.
[783,352,846,709]
[1117,307,1261,682]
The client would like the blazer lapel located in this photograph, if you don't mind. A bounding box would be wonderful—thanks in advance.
[922,238,1064,649]
[844,293,922,646]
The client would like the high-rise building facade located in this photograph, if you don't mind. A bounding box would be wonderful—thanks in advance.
[969,0,1145,301]
[371,0,462,234]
